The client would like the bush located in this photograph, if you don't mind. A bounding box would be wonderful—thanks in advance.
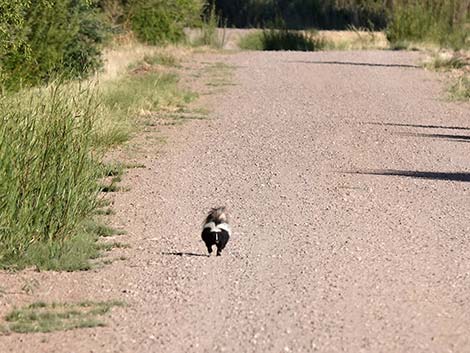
[0,0,107,90]
[129,0,203,45]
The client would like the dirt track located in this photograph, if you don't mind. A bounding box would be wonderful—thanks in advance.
[1,50,470,352]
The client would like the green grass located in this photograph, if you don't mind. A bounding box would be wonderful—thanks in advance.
[85,220,126,237]
[3,300,125,333]
[0,85,100,270]
[386,2,469,50]
[98,71,196,139]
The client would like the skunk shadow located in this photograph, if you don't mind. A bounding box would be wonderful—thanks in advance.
[161,251,209,257]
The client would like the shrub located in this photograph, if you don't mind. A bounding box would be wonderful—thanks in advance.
[0,0,107,91]
[129,0,203,45]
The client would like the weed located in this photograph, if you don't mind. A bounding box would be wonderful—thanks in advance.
[85,221,125,238]
[21,279,40,295]
[3,300,125,333]
[98,242,130,252]
[239,32,264,50]
[424,52,468,71]
[449,74,470,101]
[95,208,115,216]
[193,4,226,49]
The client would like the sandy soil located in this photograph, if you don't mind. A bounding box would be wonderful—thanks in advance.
[1,50,470,353]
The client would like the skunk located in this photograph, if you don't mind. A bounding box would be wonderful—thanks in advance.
[201,207,230,256]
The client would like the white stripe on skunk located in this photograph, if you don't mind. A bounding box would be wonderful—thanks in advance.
[203,221,231,235]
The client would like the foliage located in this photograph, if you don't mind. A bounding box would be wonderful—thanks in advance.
[0,49,198,270]
[386,0,469,50]
[0,0,108,91]
[129,0,203,45]
[0,85,100,269]
[192,3,226,48]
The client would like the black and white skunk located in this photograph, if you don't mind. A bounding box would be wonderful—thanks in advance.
[201,207,230,256]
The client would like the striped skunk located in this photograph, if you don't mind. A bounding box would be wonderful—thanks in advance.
[201,207,231,256]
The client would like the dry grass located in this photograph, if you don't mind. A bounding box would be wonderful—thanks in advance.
[319,30,388,50]
[99,43,210,82]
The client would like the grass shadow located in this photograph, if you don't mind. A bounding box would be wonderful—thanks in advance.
[365,122,470,131]
[349,169,470,182]
[397,132,470,143]
[289,60,420,68]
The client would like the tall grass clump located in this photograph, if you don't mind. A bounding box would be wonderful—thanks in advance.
[192,4,226,48]
[386,1,469,50]
[449,74,470,101]
[0,85,101,270]
[262,28,325,51]
[239,29,325,51]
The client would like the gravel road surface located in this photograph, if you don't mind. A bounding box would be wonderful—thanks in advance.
[1,50,470,353]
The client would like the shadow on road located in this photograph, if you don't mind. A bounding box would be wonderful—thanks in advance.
[289,60,420,68]
[365,122,470,131]
[161,252,209,257]
[348,169,470,182]
[397,132,470,142]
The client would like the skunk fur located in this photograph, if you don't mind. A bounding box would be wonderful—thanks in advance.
[201,207,230,256]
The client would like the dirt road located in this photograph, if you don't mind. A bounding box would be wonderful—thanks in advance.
[1,50,470,352]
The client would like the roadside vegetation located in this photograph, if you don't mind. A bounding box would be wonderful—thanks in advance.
[0,0,209,271]
[1,300,125,333]
[423,51,470,102]
[0,47,202,271]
